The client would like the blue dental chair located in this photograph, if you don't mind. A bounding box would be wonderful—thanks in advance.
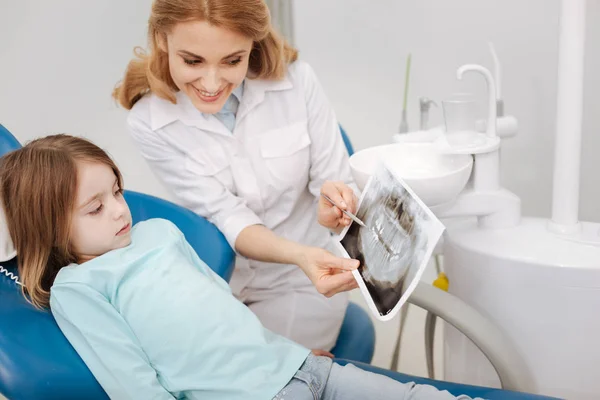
[0,125,559,400]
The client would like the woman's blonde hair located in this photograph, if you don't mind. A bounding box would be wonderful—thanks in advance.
[0,134,123,309]
[113,0,298,110]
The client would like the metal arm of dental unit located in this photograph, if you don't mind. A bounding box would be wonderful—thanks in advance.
[409,282,535,393]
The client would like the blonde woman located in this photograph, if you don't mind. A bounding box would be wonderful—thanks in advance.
[114,0,360,351]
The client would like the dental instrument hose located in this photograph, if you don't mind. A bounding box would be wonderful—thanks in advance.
[0,264,23,286]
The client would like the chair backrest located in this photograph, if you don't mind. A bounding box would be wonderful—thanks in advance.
[0,124,21,154]
[0,127,236,399]
[124,190,235,281]
[0,257,109,400]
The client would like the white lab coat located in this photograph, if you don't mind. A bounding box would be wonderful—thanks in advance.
[127,61,354,350]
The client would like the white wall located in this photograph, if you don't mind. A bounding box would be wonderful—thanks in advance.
[2,0,599,381]
[0,0,170,200]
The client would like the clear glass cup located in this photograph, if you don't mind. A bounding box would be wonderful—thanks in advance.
[442,93,480,147]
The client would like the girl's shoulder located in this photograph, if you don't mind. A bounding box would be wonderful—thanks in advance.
[132,218,183,240]
[52,219,183,286]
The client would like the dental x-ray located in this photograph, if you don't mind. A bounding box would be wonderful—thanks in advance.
[337,163,445,321]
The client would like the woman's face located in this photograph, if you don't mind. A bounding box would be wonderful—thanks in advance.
[164,20,254,114]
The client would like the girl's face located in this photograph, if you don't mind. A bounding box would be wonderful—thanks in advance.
[69,162,132,263]
[164,20,254,114]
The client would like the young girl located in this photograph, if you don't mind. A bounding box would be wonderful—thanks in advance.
[0,135,479,399]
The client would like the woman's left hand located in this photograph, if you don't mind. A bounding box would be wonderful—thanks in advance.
[295,246,359,297]
[318,181,358,233]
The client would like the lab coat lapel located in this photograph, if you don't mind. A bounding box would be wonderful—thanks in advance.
[178,93,232,137]
[150,91,230,136]
[184,114,230,137]
[237,76,293,124]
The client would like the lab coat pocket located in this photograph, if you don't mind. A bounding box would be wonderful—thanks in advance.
[260,121,311,187]
[185,146,234,192]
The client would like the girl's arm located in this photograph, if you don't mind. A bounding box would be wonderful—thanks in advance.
[50,283,175,400]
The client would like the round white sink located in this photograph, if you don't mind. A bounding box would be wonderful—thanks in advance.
[349,142,473,206]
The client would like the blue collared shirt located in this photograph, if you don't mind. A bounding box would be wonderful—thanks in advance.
[214,83,243,132]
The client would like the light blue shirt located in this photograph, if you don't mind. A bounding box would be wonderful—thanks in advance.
[50,218,309,400]
[213,84,243,132]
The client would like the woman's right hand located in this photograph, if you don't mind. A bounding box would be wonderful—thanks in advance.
[318,180,358,234]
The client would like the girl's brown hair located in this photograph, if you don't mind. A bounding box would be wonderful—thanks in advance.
[113,0,298,110]
[0,134,123,308]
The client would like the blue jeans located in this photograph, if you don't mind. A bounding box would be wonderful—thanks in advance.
[273,354,483,400]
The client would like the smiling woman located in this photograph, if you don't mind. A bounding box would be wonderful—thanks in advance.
[112,0,297,111]
[157,21,253,113]
[112,0,362,355]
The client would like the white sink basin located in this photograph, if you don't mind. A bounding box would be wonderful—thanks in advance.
[349,142,473,206]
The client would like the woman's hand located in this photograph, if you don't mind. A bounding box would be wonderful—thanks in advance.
[236,225,360,297]
[295,246,359,297]
[318,181,358,234]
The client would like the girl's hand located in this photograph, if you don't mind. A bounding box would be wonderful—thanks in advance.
[312,349,334,358]
[318,181,358,233]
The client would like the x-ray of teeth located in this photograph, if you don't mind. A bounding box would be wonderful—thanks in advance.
[339,164,445,321]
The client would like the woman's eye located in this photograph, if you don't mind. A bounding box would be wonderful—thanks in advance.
[114,188,123,196]
[90,204,103,215]
[227,58,242,66]
[184,59,201,65]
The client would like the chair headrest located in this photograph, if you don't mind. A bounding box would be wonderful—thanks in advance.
[0,124,20,262]
[0,202,16,262]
